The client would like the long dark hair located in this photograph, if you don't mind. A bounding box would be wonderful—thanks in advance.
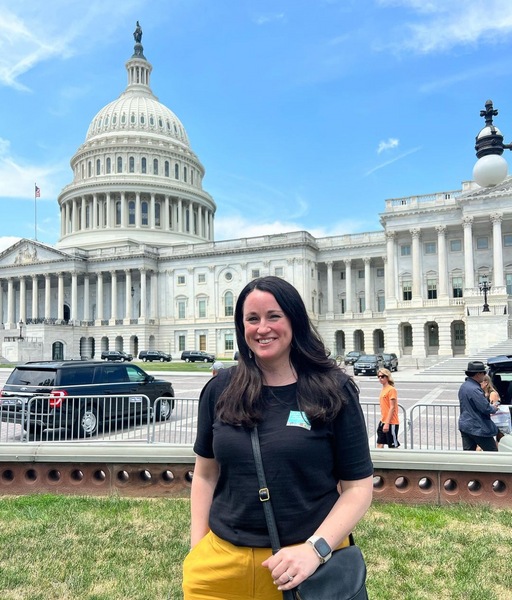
[216,276,348,426]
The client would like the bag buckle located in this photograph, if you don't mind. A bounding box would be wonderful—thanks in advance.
[259,487,270,501]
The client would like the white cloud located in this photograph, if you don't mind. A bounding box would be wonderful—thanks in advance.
[377,0,512,54]
[377,138,399,153]
[365,146,422,176]
[0,236,21,252]
[253,13,285,25]
[0,137,67,200]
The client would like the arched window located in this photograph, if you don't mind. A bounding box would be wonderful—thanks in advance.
[86,205,90,228]
[141,158,147,174]
[88,161,92,177]
[155,203,161,227]
[106,158,111,174]
[169,204,173,228]
[129,201,135,225]
[191,170,194,185]
[186,208,190,232]
[115,201,121,225]
[112,114,117,125]
[158,118,163,128]
[224,292,234,317]
[184,166,187,182]
[154,159,158,175]
[81,164,84,179]
[129,157,134,173]
[130,113,135,124]
[150,116,154,126]
[96,159,101,175]
[105,116,109,126]
[174,124,178,134]
[165,161,169,177]
[142,201,148,226]
[121,113,126,124]
[175,163,179,179]
[140,114,145,125]
[117,157,122,173]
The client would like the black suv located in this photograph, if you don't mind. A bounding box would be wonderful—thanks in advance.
[344,351,364,366]
[382,353,399,372]
[101,350,133,362]
[0,361,174,439]
[181,350,215,363]
[353,354,385,376]
[138,350,172,363]
[488,355,512,406]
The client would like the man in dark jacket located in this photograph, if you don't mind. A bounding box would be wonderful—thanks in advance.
[458,361,498,451]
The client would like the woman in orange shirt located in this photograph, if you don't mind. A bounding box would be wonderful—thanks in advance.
[377,368,400,448]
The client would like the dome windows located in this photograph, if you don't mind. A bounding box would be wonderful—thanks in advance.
[88,161,92,177]
[129,201,135,226]
[175,163,179,179]
[167,121,171,130]
[140,114,145,125]
[150,115,155,126]
[141,157,147,174]
[121,113,126,124]
[117,157,122,173]
[129,157,135,173]
[155,203,161,227]
[184,166,187,182]
[105,116,109,126]
[159,118,163,128]
[174,124,177,134]
[106,158,111,174]
[115,201,121,226]
[130,113,136,124]
[154,159,159,175]
[113,115,117,125]
[96,159,101,176]
[98,118,102,129]
[142,202,148,226]
[165,161,169,177]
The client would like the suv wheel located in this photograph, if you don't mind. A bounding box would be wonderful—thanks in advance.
[155,397,173,421]
[203,358,208,363]
[160,357,164,362]
[185,358,190,363]
[74,403,101,438]
[143,357,147,362]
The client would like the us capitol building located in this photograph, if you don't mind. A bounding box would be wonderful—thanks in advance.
[1,26,511,365]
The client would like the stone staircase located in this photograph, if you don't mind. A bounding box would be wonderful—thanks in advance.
[416,340,512,379]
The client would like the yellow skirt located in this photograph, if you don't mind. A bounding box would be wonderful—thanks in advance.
[182,531,351,600]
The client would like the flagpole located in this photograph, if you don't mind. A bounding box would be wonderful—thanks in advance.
[34,184,38,241]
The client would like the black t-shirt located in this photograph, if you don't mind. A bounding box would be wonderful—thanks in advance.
[194,368,373,548]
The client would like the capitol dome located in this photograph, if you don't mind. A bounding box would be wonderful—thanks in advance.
[56,26,215,250]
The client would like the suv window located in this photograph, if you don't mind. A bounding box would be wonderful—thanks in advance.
[7,369,56,387]
[98,365,127,384]
[126,365,147,382]
[59,369,95,386]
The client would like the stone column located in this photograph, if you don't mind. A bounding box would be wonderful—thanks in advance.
[164,195,170,231]
[436,225,448,300]
[72,199,79,232]
[364,257,371,313]
[410,228,422,306]
[121,192,127,227]
[463,216,475,289]
[140,268,147,319]
[385,231,397,306]
[64,202,70,235]
[106,192,112,228]
[83,275,90,321]
[150,193,156,229]
[96,273,104,322]
[19,277,26,323]
[57,272,64,321]
[209,212,214,240]
[44,275,51,320]
[150,271,158,318]
[178,199,183,232]
[411,319,427,358]
[110,271,117,324]
[0,282,3,324]
[197,204,202,237]
[93,194,98,229]
[491,212,504,288]
[31,276,38,320]
[71,271,78,321]
[81,196,86,230]
[60,205,65,238]
[124,270,132,323]
[7,278,14,328]
[345,259,353,314]
[326,261,334,316]
[135,192,141,228]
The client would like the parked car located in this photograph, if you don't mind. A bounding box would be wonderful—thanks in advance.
[181,350,216,363]
[233,350,240,361]
[0,361,174,439]
[138,350,172,363]
[382,353,399,372]
[353,354,385,376]
[488,355,512,406]
[344,351,364,366]
[101,350,133,362]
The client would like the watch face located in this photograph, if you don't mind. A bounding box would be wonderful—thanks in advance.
[315,538,331,557]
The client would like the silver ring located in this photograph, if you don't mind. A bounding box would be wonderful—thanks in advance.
[287,573,294,582]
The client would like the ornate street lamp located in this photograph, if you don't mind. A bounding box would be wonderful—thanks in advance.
[479,277,492,313]
[18,319,24,340]
[473,100,512,187]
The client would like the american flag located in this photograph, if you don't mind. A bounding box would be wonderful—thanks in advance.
[35,185,40,198]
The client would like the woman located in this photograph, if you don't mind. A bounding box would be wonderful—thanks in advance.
[183,276,373,599]
[376,368,400,449]
[481,374,503,444]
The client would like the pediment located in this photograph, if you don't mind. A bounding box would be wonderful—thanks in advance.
[0,239,73,268]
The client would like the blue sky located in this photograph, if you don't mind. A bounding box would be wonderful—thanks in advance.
[2,0,512,250]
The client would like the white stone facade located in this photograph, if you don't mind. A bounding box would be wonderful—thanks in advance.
[1,36,512,364]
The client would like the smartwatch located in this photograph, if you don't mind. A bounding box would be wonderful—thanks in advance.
[306,536,332,564]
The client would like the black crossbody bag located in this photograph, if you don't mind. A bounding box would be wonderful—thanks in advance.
[250,426,368,600]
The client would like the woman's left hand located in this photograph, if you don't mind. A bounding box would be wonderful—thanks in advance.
[262,543,320,590]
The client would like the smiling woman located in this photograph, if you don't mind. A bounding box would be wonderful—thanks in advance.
[184,276,373,600]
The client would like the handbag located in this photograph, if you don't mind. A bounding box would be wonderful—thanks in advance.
[250,426,368,600]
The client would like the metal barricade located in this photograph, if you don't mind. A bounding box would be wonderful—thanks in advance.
[408,403,461,451]
[151,397,198,444]
[360,402,408,449]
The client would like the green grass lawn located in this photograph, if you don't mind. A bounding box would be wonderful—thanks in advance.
[0,496,511,599]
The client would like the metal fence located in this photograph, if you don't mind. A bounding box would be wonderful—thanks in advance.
[0,395,498,451]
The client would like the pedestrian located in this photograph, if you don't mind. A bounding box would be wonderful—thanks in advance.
[458,361,498,451]
[183,276,373,600]
[376,368,400,449]
[211,361,225,377]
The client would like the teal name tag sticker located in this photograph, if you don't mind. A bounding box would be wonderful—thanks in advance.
[286,410,311,430]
